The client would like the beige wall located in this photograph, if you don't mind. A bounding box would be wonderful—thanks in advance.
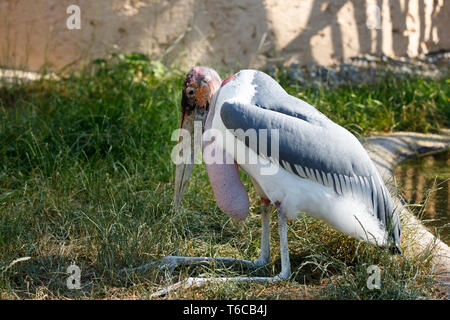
[1,0,449,72]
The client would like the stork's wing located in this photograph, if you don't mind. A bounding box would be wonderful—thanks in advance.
[219,98,401,248]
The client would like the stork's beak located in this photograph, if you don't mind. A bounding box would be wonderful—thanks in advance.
[173,66,221,209]
[173,110,203,209]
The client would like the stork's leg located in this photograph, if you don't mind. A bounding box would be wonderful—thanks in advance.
[154,200,271,271]
[122,200,271,274]
[252,199,271,267]
[148,204,291,297]
[274,207,291,280]
[122,255,259,274]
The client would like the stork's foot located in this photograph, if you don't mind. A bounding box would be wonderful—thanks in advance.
[120,261,160,273]
[273,269,291,282]
[158,255,271,272]
[121,255,267,275]
[150,274,288,298]
[251,256,270,268]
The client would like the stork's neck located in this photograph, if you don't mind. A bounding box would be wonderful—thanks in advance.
[204,88,220,133]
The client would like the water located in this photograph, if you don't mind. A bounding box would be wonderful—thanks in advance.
[394,150,450,245]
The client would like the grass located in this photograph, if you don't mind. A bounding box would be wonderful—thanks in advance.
[0,53,448,299]
[272,66,449,134]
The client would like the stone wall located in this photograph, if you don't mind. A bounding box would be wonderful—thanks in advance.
[1,0,449,72]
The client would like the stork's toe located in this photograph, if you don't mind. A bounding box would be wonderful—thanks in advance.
[252,257,270,267]
[273,270,291,282]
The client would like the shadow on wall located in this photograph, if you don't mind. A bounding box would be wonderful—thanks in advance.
[142,0,449,69]
[283,0,352,65]
[282,0,447,66]
[164,0,449,69]
[0,0,448,72]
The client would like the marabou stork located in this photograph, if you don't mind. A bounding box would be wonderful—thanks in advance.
[169,66,401,283]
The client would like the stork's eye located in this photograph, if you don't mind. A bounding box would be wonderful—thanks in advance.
[186,87,195,96]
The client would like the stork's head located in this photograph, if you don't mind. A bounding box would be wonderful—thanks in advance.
[174,66,221,208]
[180,66,221,129]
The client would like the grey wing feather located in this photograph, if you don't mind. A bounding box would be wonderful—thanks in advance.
[219,94,401,250]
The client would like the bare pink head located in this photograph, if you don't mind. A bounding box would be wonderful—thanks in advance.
[180,66,221,129]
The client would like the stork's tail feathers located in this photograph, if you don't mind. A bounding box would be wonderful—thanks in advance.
[384,194,402,255]
[374,178,402,255]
